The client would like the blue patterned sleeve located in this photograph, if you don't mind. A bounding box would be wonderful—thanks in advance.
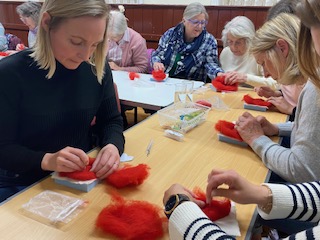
[204,34,224,79]
[151,28,173,65]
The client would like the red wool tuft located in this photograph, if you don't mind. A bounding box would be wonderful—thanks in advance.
[59,157,97,181]
[215,120,243,141]
[212,76,238,92]
[152,70,166,81]
[106,164,150,188]
[129,72,140,80]
[193,187,231,221]
[96,191,166,240]
[243,94,272,107]
[0,52,9,57]
[59,165,97,181]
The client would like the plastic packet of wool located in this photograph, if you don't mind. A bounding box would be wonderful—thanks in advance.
[21,190,87,226]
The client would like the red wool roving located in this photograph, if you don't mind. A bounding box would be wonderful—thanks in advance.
[193,187,231,221]
[59,156,97,181]
[211,76,238,92]
[243,94,272,107]
[215,120,243,141]
[106,164,150,188]
[96,191,166,240]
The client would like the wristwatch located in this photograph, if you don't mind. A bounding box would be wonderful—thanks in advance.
[164,194,190,219]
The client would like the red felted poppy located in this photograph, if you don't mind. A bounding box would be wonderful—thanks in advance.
[0,52,9,57]
[59,156,97,181]
[215,120,242,141]
[243,94,272,107]
[96,191,166,240]
[152,70,166,81]
[193,187,231,221]
[106,164,150,188]
[129,72,140,80]
[59,165,97,181]
[212,76,238,92]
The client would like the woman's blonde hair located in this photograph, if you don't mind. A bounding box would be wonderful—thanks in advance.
[250,13,303,85]
[296,0,320,89]
[30,0,110,83]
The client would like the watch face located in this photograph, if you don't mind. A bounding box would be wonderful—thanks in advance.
[165,195,178,211]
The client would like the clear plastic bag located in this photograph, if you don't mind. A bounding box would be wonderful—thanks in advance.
[21,190,86,225]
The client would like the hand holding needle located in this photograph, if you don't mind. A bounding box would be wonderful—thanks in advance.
[146,139,154,157]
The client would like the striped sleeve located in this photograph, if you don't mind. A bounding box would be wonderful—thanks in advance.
[258,181,320,223]
[169,201,235,240]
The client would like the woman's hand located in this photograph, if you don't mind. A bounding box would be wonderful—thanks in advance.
[108,61,121,70]
[268,96,295,115]
[163,184,205,208]
[255,115,279,136]
[223,71,247,85]
[153,62,165,71]
[41,146,89,172]
[90,144,120,179]
[254,86,281,98]
[235,112,264,145]
[206,169,269,206]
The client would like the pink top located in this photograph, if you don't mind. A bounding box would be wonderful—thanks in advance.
[107,28,148,73]
[281,83,305,107]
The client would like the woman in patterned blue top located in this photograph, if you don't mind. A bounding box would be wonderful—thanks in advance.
[151,2,223,83]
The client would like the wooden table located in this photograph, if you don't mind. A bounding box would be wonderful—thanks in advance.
[0,87,287,240]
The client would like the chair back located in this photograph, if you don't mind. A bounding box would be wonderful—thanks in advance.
[146,48,155,74]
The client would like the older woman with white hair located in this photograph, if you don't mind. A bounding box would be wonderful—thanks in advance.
[151,2,223,82]
[220,16,278,89]
[107,9,148,73]
[16,1,41,48]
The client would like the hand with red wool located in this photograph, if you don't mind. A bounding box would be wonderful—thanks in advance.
[163,184,205,208]
[206,169,270,207]
[223,71,247,85]
[153,62,165,71]
[90,143,120,179]
[41,146,89,172]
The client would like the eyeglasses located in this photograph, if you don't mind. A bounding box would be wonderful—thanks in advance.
[187,19,208,27]
[226,38,245,47]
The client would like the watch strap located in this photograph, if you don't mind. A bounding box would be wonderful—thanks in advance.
[164,194,190,219]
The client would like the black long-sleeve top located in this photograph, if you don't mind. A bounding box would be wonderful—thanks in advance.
[0,50,125,186]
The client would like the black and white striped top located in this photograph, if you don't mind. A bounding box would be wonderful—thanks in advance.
[169,181,320,240]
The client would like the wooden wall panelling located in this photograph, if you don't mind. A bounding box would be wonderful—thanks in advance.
[1,2,269,52]
[0,1,29,45]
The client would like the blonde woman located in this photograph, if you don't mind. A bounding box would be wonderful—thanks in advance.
[0,0,124,202]
[236,13,318,184]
